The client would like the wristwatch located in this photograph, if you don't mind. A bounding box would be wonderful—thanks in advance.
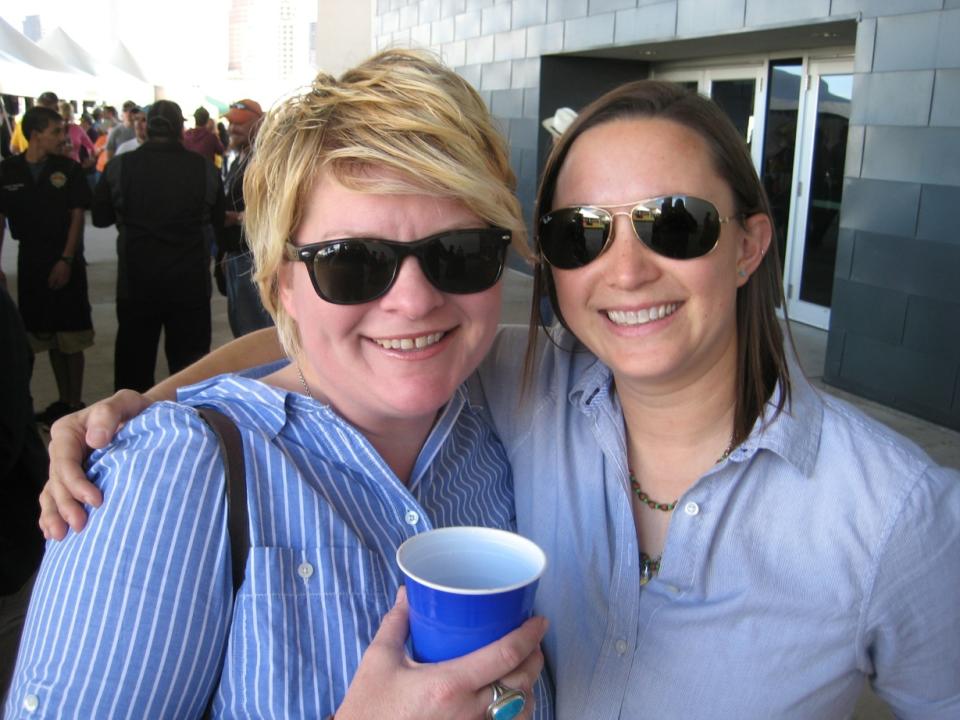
[60,256,74,266]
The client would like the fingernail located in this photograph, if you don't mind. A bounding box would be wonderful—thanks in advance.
[90,429,109,446]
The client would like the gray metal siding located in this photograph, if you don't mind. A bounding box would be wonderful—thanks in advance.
[373,0,960,429]
[677,0,745,36]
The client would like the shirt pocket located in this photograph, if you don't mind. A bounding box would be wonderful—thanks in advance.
[217,545,392,718]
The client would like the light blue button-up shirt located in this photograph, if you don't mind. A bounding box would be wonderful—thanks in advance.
[474,325,960,719]
[6,372,554,719]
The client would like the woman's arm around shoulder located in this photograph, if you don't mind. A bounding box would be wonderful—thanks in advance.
[39,327,284,539]
[7,403,235,719]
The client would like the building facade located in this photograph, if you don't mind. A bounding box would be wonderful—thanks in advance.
[374,0,960,431]
[229,0,318,89]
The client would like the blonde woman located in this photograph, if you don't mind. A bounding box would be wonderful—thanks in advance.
[9,51,550,719]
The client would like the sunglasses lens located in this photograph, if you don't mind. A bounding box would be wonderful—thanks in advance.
[307,229,509,304]
[641,196,722,260]
[311,241,397,304]
[421,230,509,294]
[539,208,610,269]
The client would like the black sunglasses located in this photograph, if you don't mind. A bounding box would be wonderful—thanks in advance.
[285,228,511,305]
[538,195,737,269]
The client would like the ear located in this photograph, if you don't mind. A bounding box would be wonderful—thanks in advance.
[735,213,772,288]
[277,259,299,322]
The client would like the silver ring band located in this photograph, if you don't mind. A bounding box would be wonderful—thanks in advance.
[486,681,526,720]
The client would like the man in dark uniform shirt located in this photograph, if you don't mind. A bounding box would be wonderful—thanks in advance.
[93,100,225,392]
[0,106,93,426]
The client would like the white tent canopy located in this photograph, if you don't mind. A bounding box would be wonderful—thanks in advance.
[107,41,150,84]
[37,27,98,75]
[0,16,91,98]
[37,28,154,106]
[0,20,155,106]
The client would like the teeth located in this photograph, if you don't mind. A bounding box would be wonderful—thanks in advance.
[373,332,444,351]
[607,303,678,326]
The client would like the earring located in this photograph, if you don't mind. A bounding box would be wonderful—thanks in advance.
[737,268,747,278]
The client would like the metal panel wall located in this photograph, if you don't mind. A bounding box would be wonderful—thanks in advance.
[373,0,960,429]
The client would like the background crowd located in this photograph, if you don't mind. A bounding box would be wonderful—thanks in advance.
[0,87,273,698]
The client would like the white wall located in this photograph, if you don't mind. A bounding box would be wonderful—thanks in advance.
[315,0,373,77]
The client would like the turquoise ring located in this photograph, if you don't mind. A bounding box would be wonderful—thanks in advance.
[486,681,526,720]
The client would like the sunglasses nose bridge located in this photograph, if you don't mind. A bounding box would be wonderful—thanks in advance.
[608,210,647,249]
[382,247,445,310]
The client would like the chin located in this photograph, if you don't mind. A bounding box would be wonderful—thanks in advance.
[384,379,461,419]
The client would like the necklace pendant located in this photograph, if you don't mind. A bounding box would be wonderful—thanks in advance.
[639,563,653,586]
[639,557,654,586]
[639,551,660,586]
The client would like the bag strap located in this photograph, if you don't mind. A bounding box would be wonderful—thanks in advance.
[197,406,249,719]
[197,406,249,594]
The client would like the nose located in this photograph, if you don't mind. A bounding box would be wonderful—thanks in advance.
[379,256,445,318]
[602,214,661,288]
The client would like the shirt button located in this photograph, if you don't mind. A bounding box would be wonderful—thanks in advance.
[297,562,314,579]
[23,694,39,713]
[404,510,420,525]
[684,501,700,516]
[615,639,628,655]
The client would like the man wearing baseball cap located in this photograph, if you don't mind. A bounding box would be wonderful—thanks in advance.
[219,98,273,337]
[93,99,225,392]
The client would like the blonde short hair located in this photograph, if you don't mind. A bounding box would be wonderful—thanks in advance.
[243,48,524,357]
[58,101,74,122]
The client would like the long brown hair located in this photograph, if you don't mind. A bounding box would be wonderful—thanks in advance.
[526,81,792,444]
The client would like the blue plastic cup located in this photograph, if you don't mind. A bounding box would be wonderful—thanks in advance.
[396,526,547,663]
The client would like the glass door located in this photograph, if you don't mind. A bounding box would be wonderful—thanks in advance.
[655,55,853,329]
[781,58,853,327]
[654,64,766,170]
[703,67,765,170]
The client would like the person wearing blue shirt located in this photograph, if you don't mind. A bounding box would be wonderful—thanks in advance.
[7,50,551,720]
[487,80,959,717]
[39,80,960,717]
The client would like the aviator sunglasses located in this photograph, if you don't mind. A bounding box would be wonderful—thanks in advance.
[538,195,737,269]
[285,228,512,305]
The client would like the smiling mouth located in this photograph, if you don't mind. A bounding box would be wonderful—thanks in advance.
[606,303,679,326]
[372,331,446,351]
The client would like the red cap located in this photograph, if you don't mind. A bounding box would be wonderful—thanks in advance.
[224,99,262,125]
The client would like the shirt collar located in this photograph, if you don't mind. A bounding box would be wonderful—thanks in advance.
[560,326,823,477]
[179,370,472,473]
[740,363,822,477]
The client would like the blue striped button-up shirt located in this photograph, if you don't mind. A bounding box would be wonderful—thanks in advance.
[6,373,554,719]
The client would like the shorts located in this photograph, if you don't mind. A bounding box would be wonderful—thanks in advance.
[27,329,95,354]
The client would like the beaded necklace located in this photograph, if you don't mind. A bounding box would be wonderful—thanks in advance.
[630,438,736,585]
